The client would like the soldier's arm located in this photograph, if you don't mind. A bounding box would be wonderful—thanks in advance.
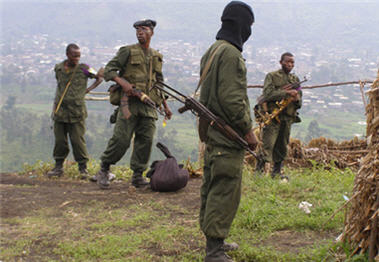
[86,67,104,93]
[217,53,252,136]
[262,74,288,102]
[104,46,134,94]
[104,46,130,81]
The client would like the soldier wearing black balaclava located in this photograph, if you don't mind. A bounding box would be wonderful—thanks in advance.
[198,1,257,261]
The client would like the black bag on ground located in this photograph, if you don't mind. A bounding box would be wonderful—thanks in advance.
[146,142,189,192]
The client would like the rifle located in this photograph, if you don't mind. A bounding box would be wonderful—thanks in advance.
[257,78,307,127]
[153,81,257,159]
[109,83,164,119]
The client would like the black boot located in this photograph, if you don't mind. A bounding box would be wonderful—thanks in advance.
[255,157,266,175]
[271,161,282,178]
[96,163,111,189]
[205,237,234,262]
[47,161,64,178]
[271,162,289,181]
[78,163,89,180]
[131,172,149,188]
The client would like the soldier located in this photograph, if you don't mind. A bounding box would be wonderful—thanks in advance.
[47,43,103,179]
[255,52,302,179]
[94,19,172,189]
[199,2,257,261]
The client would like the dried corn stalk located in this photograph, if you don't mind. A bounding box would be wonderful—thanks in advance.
[343,70,379,261]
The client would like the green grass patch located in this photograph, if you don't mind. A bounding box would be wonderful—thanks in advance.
[1,164,367,261]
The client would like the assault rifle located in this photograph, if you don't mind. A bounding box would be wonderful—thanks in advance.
[256,78,307,127]
[109,82,164,119]
[154,81,257,158]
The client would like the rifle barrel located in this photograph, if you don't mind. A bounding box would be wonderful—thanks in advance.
[156,81,187,97]
[154,84,185,104]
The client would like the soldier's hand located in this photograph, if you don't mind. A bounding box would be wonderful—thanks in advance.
[244,129,258,151]
[121,83,134,96]
[164,107,172,120]
[114,76,134,96]
[286,89,298,98]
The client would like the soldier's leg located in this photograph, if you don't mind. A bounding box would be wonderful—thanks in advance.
[53,121,69,164]
[68,120,89,166]
[100,113,137,165]
[67,120,90,178]
[272,120,292,178]
[201,145,245,240]
[97,114,137,189]
[49,121,69,177]
[199,144,212,230]
[272,120,292,164]
[256,122,280,174]
[130,117,156,173]
[201,145,244,261]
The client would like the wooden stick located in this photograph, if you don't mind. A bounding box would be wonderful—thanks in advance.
[87,91,109,95]
[247,80,374,89]
[85,96,109,101]
[324,193,359,225]
[359,81,368,109]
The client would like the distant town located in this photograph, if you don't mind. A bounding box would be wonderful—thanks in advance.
[1,33,377,117]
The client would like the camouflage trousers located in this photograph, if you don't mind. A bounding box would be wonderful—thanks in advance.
[101,110,156,173]
[200,143,245,239]
[53,120,89,165]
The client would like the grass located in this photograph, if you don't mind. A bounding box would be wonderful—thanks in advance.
[0,161,368,261]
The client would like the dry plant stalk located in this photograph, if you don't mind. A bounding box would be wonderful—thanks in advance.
[342,70,379,261]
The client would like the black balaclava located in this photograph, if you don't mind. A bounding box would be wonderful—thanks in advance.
[216,1,254,52]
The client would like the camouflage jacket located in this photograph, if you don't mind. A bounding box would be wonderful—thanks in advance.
[53,61,95,123]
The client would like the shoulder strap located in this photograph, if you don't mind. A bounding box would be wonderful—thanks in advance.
[194,43,226,96]
[148,50,153,90]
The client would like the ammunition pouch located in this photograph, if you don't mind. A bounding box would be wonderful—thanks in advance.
[108,84,122,106]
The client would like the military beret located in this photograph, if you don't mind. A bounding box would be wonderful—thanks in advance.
[133,19,157,29]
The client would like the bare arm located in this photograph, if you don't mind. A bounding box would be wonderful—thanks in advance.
[86,68,104,93]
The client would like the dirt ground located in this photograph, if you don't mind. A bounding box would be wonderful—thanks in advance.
[0,173,337,260]
[0,173,201,219]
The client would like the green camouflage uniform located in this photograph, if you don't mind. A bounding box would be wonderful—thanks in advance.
[101,44,164,173]
[199,40,253,239]
[259,69,302,163]
[52,62,94,165]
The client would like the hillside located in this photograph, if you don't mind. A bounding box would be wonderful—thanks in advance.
[0,164,359,261]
